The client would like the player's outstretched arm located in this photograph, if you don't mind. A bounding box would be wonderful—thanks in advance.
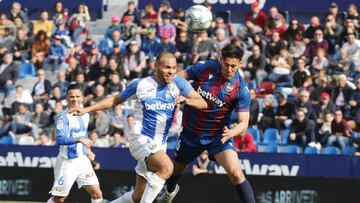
[176,89,207,109]
[221,112,250,144]
[70,95,123,115]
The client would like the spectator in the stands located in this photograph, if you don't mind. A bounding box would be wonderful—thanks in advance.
[310,48,329,77]
[108,57,122,78]
[310,76,332,105]
[296,90,316,120]
[32,69,51,104]
[123,114,134,143]
[332,74,353,114]
[0,103,34,138]
[54,71,69,99]
[258,95,276,131]
[341,32,360,61]
[303,28,329,60]
[79,43,100,69]
[160,34,176,53]
[268,48,294,84]
[234,132,257,152]
[317,112,334,145]
[327,3,343,25]
[245,1,267,30]
[285,19,304,45]
[31,30,50,70]
[12,28,31,62]
[99,30,126,56]
[314,92,336,130]
[304,16,322,42]
[47,35,66,72]
[174,31,192,68]
[124,40,146,79]
[108,105,127,147]
[13,16,29,35]
[104,15,121,39]
[0,52,18,97]
[122,0,141,25]
[65,56,82,82]
[267,14,287,38]
[68,4,90,44]
[246,44,267,86]
[143,3,158,25]
[329,48,352,76]
[290,34,306,62]
[120,15,138,46]
[31,103,50,137]
[214,28,230,57]
[349,77,360,121]
[275,93,295,137]
[265,31,286,59]
[292,58,311,88]
[8,2,29,25]
[347,4,360,28]
[328,109,351,151]
[324,14,343,54]
[158,13,176,42]
[2,85,32,119]
[266,6,285,33]
[52,1,68,25]
[192,31,215,63]
[141,27,161,59]
[192,151,216,175]
[107,73,124,95]
[32,10,53,37]
[288,110,315,148]
[36,131,54,146]
[48,85,67,109]
[248,89,259,127]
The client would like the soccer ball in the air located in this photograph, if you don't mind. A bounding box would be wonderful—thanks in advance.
[185,5,213,32]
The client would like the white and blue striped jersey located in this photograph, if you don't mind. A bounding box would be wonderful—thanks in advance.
[120,76,193,144]
[55,110,90,159]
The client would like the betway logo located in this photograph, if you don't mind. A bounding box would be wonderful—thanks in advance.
[197,86,225,107]
[193,0,266,8]
[215,159,300,176]
[0,152,56,168]
[145,103,175,111]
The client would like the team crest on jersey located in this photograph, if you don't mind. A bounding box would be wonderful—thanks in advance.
[225,83,234,92]
[56,120,64,130]
[208,74,214,79]
[55,186,62,192]
[148,142,157,151]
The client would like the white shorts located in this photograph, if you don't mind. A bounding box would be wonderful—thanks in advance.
[129,133,167,179]
[49,155,99,197]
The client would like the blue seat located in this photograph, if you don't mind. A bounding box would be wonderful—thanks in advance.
[280,128,290,144]
[247,128,260,143]
[304,146,319,154]
[264,144,278,153]
[19,63,36,78]
[283,145,300,154]
[0,135,14,145]
[343,146,356,155]
[322,146,341,155]
[262,128,278,144]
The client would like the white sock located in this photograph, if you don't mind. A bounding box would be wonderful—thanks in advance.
[92,198,104,203]
[140,173,165,203]
[110,191,134,203]
[46,197,54,203]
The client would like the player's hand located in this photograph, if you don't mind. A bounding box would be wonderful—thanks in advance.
[87,148,95,161]
[79,138,93,148]
[175,96,187,105]
[221,126,234,144]
[69,107,88,116]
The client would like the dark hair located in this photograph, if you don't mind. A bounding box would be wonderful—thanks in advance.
[127,114,134,119]
[66,83,82,93]
[221,44,244,60]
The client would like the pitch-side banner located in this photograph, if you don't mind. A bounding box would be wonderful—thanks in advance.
[0,145,359,178]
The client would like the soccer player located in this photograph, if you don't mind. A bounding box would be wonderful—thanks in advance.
[70,52,207,203]
[159,44,256,203]
[47,83,105,203]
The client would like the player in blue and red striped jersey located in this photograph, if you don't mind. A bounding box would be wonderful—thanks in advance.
[159,44,256,203]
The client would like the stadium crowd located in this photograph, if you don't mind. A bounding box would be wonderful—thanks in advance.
[0,0,360,155]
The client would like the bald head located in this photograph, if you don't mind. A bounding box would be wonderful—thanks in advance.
[155,52,176,65]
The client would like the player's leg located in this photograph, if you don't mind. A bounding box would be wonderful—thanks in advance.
[83,185,103,203]
[139,150,173,203]
[111,174,146,203]
[214,149,255,203]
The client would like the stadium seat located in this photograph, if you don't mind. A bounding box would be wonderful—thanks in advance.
[322,146,341,155]
[283,145,300,154]
[247,128,260,143]
[264,144,278,153]
[262,128,279,144]
[280,128,290,144]
[19,63,36,78]
[304,146,319,154]
[343,146,356,156]
[17,135,35,145]
[0,135,14,145]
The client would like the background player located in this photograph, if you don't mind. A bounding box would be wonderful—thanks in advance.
[159,44,256,203]
[47,83,105,203]
[70,52,207,203]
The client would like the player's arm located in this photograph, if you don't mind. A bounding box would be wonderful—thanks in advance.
[176,60,209,80]
[177,89,207,109]
[70,79,139,115]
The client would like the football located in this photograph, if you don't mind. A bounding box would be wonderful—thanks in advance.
[185,5,213,32]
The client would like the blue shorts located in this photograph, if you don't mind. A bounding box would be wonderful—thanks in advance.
[173,129,235,164]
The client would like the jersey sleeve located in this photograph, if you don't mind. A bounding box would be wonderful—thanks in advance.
[185,60,213,80]
[174,76,193,97]
[55,114,75,145]
[119,79,139,101]
[236,84,251,112]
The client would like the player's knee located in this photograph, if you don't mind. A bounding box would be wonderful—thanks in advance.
[53,196,66,203]
[228,168,245,184]
[90,189,102,199]
[158,162,174,180]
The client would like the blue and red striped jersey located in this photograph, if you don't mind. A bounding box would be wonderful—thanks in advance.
[182,60,250,138]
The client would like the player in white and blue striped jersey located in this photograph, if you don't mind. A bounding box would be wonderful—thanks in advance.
[70,52,207,203]
[47,84,105,203]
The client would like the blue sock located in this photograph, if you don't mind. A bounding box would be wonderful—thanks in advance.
[166,175,182,193]
[235,179,255,203]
